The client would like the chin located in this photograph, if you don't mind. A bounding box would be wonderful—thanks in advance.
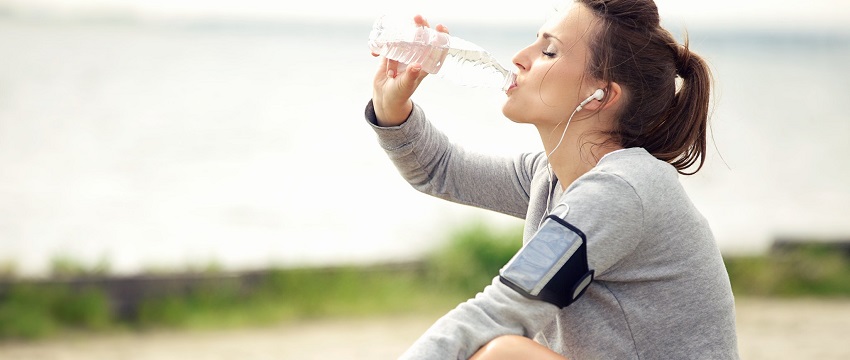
[502,109,534,125]
[501,103,526,124]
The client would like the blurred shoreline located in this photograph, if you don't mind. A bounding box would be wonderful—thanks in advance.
[2,10,850,277]
[1,239,848,343]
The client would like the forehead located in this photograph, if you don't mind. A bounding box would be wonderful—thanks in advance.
[539,3,597,42]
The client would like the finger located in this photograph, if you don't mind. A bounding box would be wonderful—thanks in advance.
[415,66,429,83]
[373,55,388,73]
[373,56,389,81]
[386,58,400,78]
[371,51,380,57]
[410,62,428,83]
[403,63,423,87]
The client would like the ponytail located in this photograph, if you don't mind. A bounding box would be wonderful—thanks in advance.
[578,0,713,175]
[662,38,712,174]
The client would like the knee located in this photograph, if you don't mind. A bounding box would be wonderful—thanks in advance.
[470,335,530,360]
[470,335,567,360]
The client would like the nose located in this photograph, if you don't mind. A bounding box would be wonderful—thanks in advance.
[512,45,532,72]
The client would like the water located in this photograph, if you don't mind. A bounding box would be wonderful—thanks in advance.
[370,16,513,90]
[438,46,513,91]
[380,41,513,90]
[1,16,849,277]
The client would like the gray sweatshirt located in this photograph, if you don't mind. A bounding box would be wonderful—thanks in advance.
[365,101,739,360]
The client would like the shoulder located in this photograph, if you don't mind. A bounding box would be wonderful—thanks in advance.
[565,147,671,203]
[560,148,678,230]
[583,147,708,241]
[590,148,680,197]
[596,148,676,179]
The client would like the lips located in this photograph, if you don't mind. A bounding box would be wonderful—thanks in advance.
[505,72,518,93]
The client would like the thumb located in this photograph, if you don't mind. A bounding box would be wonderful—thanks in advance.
[398,63,425,90]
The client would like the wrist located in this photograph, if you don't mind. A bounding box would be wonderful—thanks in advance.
[374,99,413,127]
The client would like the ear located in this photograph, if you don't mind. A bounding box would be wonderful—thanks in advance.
[582,82,622,112]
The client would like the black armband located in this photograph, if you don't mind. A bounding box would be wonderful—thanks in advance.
[499,215,594,308]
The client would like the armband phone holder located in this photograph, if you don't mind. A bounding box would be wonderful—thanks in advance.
[499,215,594,308]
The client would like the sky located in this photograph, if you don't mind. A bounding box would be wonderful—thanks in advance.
[2,0,849,31]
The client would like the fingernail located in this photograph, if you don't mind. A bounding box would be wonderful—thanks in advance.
[411,64,421,73]
[387,69,395,78]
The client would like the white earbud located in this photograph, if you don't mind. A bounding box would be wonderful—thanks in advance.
[575,89,605,111]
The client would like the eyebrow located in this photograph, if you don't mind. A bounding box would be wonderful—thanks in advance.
[541,32,563,44]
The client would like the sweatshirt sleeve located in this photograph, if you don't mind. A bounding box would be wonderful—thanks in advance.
[560,170,645,277]
[364,100,541,219]
[399,166,646,359]
[400,277,560,360]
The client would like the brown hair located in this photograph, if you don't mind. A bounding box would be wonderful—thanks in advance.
[577,0,712,174]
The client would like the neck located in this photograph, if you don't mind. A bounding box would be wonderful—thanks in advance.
[537,120,621,191]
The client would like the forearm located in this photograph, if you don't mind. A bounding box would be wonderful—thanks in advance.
[365,100,533,218]
[401,277,559,360]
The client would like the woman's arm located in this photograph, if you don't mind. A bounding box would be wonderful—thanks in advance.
[401,277,560,360]
[396,166,645,359]
[366,100,540,218]
[370,15,441,127]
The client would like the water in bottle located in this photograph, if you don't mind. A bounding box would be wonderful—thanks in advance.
[369,15,516,92]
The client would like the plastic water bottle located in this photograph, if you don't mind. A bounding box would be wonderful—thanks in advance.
[369,15,516,92]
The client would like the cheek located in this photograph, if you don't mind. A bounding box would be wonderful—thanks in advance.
[538,70,575,109]
[502,64,579,123]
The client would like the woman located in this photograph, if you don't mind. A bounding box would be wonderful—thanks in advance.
[366,0,739,359]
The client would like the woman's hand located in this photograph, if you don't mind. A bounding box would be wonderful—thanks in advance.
[371,15,449,127]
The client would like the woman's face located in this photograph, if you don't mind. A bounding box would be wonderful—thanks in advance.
[502,4,599,126]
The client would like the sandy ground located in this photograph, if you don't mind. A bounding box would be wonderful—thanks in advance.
[0,298,848,359]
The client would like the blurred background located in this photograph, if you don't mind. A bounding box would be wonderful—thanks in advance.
[0,0,849,358]
[1,0,848,276]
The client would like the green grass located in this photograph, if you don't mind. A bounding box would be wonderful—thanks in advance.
[425,222,523,294]
[0,284,111,339]
[132,266,461,330]
[724,243,850,297]
[1,223,849,340]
